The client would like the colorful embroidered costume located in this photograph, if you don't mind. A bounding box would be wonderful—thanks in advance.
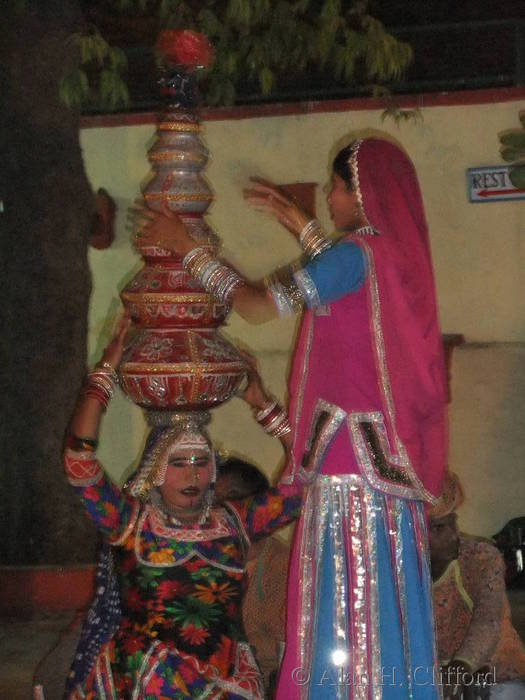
[266,139,448,699]
[63,445,301,700]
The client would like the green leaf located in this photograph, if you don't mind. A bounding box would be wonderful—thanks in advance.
[227,0,252,27]
[224,51,237,76]
[259,66,274,95]
[499,130,525,148]
[509,165,525,188]
[205,81,223,106]
[110,47,128,73]
[92,33,110,66]
[320,0,341,23]
[198,8,222,37]
[293,0,311,12]
[254,0,271,22]
[59,69,90,108]
[99,69,130,110]
[159,0,179,20]
[381,106,423,126]
[221,79,236,105]
[501,145,525,162]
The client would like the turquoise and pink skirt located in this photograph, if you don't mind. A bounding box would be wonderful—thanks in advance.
[277,474,439,700]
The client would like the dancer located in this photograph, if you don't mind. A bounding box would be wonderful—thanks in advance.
[138,137,448,699]
[63,316,303,699]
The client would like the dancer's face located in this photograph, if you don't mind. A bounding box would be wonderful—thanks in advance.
[159,446,214,510]
[327,173,366,232]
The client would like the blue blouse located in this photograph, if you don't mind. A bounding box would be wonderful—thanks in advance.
[294,241,367,308]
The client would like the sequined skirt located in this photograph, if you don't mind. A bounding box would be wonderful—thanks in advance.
[277,474,440,700]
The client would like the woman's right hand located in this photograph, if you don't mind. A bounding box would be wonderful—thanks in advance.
[243,178,310,238]
[237,348,270,411]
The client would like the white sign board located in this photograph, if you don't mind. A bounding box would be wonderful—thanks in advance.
[467,166,525,203]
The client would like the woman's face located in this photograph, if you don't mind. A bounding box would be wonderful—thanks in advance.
[327,173,365,232]
[158,445,214,510]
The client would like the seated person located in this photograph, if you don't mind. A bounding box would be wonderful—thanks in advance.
[429,471,525,699]
[215,458,290,695]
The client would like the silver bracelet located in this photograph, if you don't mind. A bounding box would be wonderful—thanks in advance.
[183,247,245,305]
[299,219,332,259]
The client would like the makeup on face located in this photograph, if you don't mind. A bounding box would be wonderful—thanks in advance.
[160,447,213,510]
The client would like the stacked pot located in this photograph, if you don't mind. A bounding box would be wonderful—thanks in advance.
[119,68,246,412]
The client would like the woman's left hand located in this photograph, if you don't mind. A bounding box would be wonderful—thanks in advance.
[100,312,132,370]
[243,178,310,238]
[131,201,197,256]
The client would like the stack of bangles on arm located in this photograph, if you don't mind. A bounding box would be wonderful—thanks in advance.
[183,247,245,305]
[81,362,119,412]
[299,219,332,258]
[254,400,292,438]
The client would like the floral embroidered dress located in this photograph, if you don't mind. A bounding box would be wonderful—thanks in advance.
[64,448,301,700]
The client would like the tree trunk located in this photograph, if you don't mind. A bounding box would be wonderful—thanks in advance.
[1,2,98,564]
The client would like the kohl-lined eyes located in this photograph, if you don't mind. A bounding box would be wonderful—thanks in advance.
[167,457,210,469]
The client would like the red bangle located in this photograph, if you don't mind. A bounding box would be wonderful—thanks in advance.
[83,387,109,410]
[259,405,282,429]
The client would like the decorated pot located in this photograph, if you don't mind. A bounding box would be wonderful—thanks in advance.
[121,263,229,329]
[120,329,246,410]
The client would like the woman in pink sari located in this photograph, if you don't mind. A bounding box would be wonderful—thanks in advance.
[138,137,448,699]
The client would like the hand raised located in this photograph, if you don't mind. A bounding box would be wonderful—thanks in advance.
[131,201,196,256]
[243,178,310,238]
[236,348,270,411]
[100,312,132,370]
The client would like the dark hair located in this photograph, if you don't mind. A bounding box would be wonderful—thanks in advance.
[216,457,269,501]
[332,144,354,190]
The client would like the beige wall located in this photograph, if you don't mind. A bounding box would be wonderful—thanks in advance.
[80,93,525,534]
[449,342,525,536]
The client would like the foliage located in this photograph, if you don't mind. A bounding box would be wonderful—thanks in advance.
[380,94,423,126]
[499,110,525,188]
[60,30,129,109]
[63,0,412,109]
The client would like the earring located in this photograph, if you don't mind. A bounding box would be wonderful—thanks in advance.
[153,460,168,486]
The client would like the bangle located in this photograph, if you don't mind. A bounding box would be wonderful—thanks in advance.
[299,219,332,259]
[254,400,291,438]
[264,272,304,316]
[97,361,119,384]
[83,387,110,410]
[80,367,116,411]
[183,247,245,305]
[255,400,278,422]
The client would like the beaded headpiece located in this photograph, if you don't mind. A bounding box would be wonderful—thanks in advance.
[347,138,379,236]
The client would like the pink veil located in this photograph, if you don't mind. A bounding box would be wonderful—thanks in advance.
[351,137,447,498]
